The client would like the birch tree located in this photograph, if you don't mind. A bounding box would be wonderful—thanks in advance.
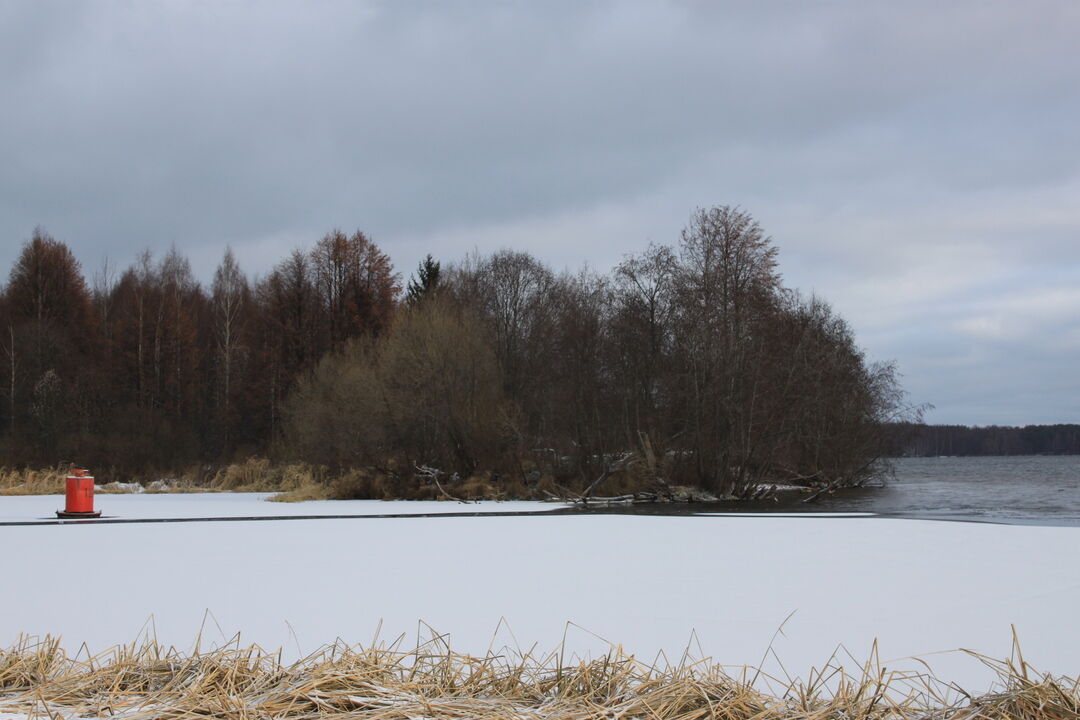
[212,247,249,447]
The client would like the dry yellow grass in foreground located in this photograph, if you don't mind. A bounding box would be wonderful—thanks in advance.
[0,633,1076,719]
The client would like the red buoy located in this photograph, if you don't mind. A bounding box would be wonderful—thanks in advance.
[57,468,102,518]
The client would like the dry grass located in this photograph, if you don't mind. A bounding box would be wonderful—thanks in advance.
[0,467,204,496]
[210,457,279,490]
[213,458,331,494]
[0,459,335,497]
[266,481,328,503]
[0,467,67,495]
[0,460,548,501]
[0,631,1075,720]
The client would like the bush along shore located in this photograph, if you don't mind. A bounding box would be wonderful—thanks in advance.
[0,633,1076,720]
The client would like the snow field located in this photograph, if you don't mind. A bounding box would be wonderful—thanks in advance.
[1,495,1078,690]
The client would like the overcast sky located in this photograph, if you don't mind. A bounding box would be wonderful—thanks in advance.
[2,1,1078,425]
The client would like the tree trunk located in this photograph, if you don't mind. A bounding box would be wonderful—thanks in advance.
[7,325,14,437]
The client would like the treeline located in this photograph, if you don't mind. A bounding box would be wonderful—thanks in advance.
[893,423,1080,457]
[0,207,913,498]
[0,228,397,475]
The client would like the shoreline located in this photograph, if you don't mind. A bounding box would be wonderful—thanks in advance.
[2,492,1080,528]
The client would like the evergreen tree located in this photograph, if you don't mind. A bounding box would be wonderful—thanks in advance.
[405,254,441,306]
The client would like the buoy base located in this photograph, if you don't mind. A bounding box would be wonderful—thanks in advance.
[56,510,102,519]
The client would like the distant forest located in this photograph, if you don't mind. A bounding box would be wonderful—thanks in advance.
[0,207,916,498]
[893,423,1080,457]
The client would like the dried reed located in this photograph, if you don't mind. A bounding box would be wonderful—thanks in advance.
[213,459,329,494]
[0,468,67,496]
[0,631,1075,720]
[0,468,188,496]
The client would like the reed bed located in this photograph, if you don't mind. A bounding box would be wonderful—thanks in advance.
[0,467,206,496]
[0,632,1075,720]
[0,460,522,500]
[0,468,68,496]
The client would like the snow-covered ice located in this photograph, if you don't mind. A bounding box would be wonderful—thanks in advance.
[1,493,1078,689]
[0,493,557,522]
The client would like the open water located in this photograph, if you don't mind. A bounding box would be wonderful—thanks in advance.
[593,456,1080,526]
[829,455,1080,525]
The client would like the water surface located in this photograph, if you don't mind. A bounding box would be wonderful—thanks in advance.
[586,456,1080,526]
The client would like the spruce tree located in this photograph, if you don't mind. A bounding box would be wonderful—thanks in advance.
[405,254,441,306]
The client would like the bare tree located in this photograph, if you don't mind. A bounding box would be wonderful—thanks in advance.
[611,244,676,445]
[6,228,95,371]
[92,256,117,339]
[310,229,399,347]
[667,207,782,495]
[5,323,11,439]
[547,269,613,477]
[212,247,249,448]
[450,250,556,422]
[256,249,319,439]
[156,247,201,418]
[0,292,14,437]
[4,229,95,448]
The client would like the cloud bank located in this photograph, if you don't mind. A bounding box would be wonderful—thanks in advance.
[1,1,1078,424]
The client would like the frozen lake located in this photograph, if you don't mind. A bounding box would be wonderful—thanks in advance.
[1,492,1077,690]
[0,493,556,523]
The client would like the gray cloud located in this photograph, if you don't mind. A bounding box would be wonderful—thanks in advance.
[1,0,1078,424]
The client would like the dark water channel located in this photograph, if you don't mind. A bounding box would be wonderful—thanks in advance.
[578,456,1080,527]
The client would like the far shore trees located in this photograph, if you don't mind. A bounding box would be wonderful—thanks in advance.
[286,206,913,498]
[894,423,1080,456]
[2,229,96,459]
[0,209,915,497]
